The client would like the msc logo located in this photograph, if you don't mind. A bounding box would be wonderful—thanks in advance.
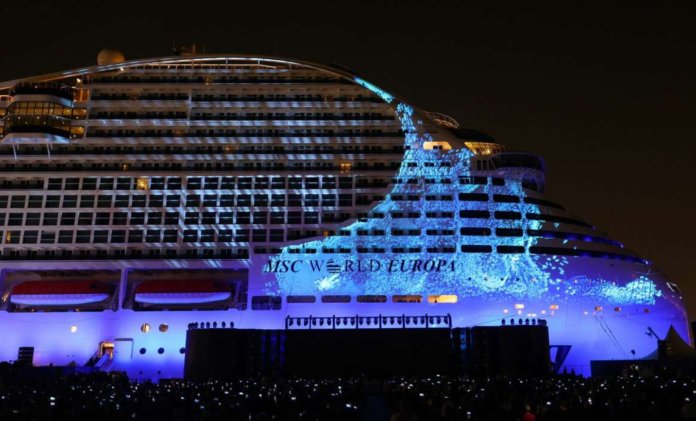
[264,259,302,273]
[326,259,341,274]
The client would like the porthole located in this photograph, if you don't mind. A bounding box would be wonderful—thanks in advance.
[139,348,146,355]
[141,323,150,333]
[70,325,77,333]
[159,323,168,333]
[158,347,165,354]
[179,347,186,354]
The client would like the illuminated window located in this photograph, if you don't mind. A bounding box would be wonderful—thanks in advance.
[392,295,423,303]
[515,304,525,309]
[141,323,150,333]
[549,304,559,310]
[70,126,85,139]
[464,142,506,156]
[423,141,452,151]
[159,323,168,333]
[70,325,77,333]
[428,295,457,304]
[340,162,351,173]
[503,309,509,314]
[614,307,621,312]
[595,306,603,311]
[136,178,149,191]
[74,88,90,102]
[72,108,87,119]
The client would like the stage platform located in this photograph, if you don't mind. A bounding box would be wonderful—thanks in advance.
[184,321,552,379]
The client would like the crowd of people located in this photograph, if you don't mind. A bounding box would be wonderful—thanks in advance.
[2,362,696,420]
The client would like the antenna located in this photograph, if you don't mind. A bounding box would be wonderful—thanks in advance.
[178,44,205,56]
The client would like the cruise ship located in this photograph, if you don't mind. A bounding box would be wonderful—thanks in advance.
[0,50,688,378]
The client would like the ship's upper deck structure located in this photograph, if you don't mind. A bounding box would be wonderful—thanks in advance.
[0,52,555,264]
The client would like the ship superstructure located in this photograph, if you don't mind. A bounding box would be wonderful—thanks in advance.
[0,51,688,378]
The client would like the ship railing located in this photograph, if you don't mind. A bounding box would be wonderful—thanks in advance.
[285,314,452,330]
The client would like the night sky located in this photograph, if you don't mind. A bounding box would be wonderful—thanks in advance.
[1,1,694,316]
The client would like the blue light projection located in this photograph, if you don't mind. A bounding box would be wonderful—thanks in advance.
[262,89,664,307]
[353,77,394,104]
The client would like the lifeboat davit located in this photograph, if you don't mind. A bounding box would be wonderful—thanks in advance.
[10,281,112,306]
[134,280,231,304]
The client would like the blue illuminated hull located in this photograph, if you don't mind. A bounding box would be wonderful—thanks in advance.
[0,255,687,379]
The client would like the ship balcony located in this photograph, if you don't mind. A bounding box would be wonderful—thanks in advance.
[9,82,75,107]
[491,152,545,173]
[0,115,83,144]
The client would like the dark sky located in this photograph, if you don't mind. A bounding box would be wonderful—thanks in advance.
[1,1,695,315]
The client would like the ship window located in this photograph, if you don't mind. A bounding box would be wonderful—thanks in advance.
[136,178,148,191]
[461,245,492,253]
[460,227,491,236]
[287,295,316,304]
[423,141,452,151]
[428,295,458,304]
[459,176,488,185]
[357,295,387,303]
[392,295,423,303]
[251,296,282,310]
[459,193,488,202]
[497,245,525,254]
[494,211,522,220]
[493,194,520,203]
[666,282,681,294]
[141,323,150,333]
[496,228,523,237]
[460,210,490,219]
[321,295,351,303]
[523,197,565,210]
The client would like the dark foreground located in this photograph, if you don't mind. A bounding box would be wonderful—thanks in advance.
[2,365,696,420]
